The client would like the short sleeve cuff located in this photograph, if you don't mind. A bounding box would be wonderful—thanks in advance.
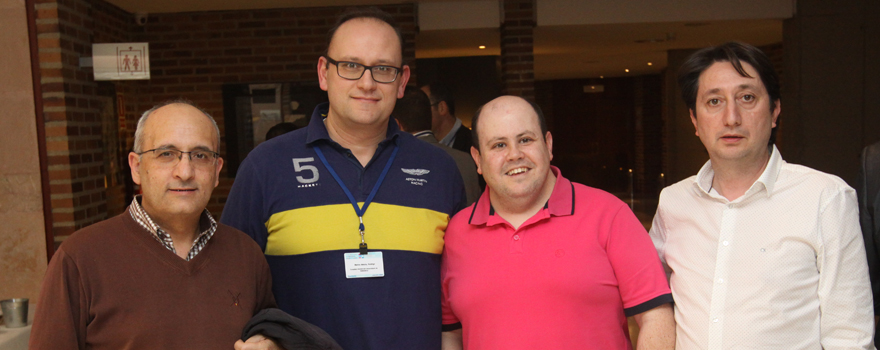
[442,322,462,332]
[623,293,673,317]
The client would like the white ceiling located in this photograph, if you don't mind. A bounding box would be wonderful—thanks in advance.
[103,0,792,80]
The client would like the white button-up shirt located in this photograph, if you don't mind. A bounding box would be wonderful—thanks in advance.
[650,146,874,349]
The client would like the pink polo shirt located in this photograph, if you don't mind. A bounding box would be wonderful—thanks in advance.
[441,167,672,349]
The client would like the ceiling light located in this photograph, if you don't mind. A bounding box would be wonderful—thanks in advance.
[599,75,604,79]
[647,62,653,66]
[625,69,630,73]
[583,85,604,93]
[478,45,486,49]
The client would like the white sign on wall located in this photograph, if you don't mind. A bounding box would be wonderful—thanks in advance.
[93,43,150,81]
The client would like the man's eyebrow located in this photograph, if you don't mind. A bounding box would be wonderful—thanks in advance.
[190,145,215,152]
[153,144,215,152]
[516,131,538,139]
[485,136,508,144]
[341,56,398,66]
[704,84,761,96]
[374,58,398,65]
[151,144,178,150]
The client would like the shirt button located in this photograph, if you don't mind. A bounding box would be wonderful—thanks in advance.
[713,318,719,323]
[718,278,724,283]
[722,241,729,246]
[513,235,520,241]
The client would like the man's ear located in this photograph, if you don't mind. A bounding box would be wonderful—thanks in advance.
[470,146,482,175]
[396,65,411,99]
[545,131,553,162]
[771,99,781,128]
[317,56,330,92]
[689,109,699,136]
[213,157,224,188]
[128,152,142,185]
[437,101,449,116]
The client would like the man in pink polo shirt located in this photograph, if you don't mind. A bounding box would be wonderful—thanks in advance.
[440,95,674,350]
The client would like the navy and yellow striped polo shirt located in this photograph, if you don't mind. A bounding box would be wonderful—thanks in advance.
[222,102,467,350]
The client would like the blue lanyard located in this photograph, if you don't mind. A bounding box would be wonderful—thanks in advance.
[313,143,399,254]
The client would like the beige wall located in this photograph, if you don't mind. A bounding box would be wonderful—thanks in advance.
[0,0,48,301]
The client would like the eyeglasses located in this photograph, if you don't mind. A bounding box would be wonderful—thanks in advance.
[137,147,220,168]
[325,57,402,83]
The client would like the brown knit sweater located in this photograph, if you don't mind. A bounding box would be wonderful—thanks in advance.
[29,209,276,350]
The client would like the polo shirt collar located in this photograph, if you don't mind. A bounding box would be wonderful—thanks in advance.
[305,102,401,147]
[693,144,783,200]
[468,166,574,226]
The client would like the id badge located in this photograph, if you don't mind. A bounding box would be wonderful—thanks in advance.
[343,251,385,278]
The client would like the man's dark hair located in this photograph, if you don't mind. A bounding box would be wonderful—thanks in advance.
[471,98,548,151]
[423,83,456,116]
[265,122,298,140]
[678,41,781,145]
[392,86,433,132]
[325,7,405,61]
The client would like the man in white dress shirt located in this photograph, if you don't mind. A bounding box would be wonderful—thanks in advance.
[649,41,875,349]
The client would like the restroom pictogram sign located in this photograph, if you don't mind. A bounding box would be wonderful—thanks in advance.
[93,43,150,81]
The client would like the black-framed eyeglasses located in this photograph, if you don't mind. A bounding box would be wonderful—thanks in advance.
[325,57,402,83]
[136,147,220,168]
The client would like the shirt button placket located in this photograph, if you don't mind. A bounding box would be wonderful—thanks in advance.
[708,204,735,349]
[510,232,523,254]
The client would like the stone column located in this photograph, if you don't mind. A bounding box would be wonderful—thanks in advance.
[1,0,49,301]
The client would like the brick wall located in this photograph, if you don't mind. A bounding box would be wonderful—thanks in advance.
[35,0,134,249]
[32,0,418,247]
[132,5,417,215]
[132,5,415,114]
[500,0,535,101]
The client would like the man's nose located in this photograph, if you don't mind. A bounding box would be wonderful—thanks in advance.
[723,100,742,127]
[357,69,377,90]
[507,143,525,160]
[172,155,196,180]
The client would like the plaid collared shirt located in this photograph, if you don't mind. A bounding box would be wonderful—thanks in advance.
[129,195,217,261]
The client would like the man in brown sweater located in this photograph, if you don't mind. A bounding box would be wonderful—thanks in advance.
[29,101,279,350]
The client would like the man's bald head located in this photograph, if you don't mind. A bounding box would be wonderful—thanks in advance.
[133,100,220,153]
[471,96,548,151]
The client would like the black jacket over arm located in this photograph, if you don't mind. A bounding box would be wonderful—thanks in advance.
[858,142,880,315]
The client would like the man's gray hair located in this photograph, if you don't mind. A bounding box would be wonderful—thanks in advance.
[132,99,220,153]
